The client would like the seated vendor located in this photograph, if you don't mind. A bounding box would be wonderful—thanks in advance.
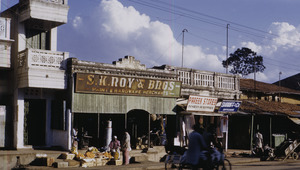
[109,136,121,159]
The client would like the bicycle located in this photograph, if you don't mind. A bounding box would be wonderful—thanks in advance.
[164,151,232,170]
[177,153,232,170]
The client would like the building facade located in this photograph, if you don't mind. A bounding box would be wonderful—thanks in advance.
[0,0,242,151]
[0,0,69,149]
[228,78,300,150]
[67,56,182,149]
[0,16,14,148]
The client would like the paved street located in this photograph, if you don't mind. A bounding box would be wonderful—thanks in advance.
[18,157,300,170]
[24,160,300,170]
[233,160,300,170]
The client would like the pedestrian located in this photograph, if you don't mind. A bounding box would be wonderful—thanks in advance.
[203,125,222,165]
[122,131,131,165]
[254,130,264,156]
[181,123,208,170]
[109,136,121,160]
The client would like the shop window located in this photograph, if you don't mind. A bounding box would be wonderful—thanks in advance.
[51,100,66,130]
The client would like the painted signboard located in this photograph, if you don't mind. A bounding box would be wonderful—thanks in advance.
[186,95,218,112]
[75,73,181,98]
[219,100,242,112]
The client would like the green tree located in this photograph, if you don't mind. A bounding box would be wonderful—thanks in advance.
[222,47,266,77]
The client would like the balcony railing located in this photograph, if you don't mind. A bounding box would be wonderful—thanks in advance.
[20,0,68,5]
[177,70,239,91]
[18,48,68,69]
[17,48,69,89]
[0,17,11,40]
[0,17,13,68]
[41,0,68,5]
[19,0,69,30]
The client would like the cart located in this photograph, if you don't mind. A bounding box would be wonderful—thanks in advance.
[273,139,300,161]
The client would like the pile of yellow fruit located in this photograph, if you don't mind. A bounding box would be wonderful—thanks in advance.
[103,152,112,159]
[85,151,96,158]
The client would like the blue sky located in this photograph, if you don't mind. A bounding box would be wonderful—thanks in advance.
[2,0,300,83]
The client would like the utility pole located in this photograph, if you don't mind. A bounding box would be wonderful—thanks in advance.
[279,72,282,102]
[226,24,230,74]
[254,56,257,103]
[181,29,188,68]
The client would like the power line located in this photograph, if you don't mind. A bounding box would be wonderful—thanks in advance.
[187,31,224,46]
[128,0,279,39]
[127,0,300,71]
[152,0,278,37]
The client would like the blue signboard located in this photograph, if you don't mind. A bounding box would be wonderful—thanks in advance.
[219,100,242,112]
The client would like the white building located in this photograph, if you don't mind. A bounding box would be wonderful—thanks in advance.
[0,0,69,149]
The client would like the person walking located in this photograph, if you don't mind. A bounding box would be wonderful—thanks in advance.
[122,131,131,165]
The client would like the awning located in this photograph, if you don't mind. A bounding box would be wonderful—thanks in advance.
[289,117,300,125]
[180,111,224,116]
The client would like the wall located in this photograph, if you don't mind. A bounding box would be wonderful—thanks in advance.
[72,93,176,115]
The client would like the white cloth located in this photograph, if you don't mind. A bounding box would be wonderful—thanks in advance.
[255,132,263,149]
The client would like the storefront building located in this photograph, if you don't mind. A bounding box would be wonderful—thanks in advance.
[67,56,181,149]
[154,65,241,152]
[228,79,300,150]
[66,57,241,151]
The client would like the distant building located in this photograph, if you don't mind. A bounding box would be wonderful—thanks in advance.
[241,78,300,104]
[229,78,300,150]
[273,73,300,91]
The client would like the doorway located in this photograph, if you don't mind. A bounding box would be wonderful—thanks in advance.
[24,99,46,146]
[127,110,149,149]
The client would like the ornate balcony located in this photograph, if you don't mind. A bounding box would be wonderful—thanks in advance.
[153,65,241,99]
[0,17,14,68]
[177,69,240,99]
[18,48,69,89]
[19,0,69,31]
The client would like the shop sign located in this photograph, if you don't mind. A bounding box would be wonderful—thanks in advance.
[186,95,218,112]
[75,73,181,98]
[219,100,241,112]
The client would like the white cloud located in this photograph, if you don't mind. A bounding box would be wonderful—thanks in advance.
[240,42,263,54]
[72,16,82,28]
[75,0,224,71]
[98,0,150,40]
[239,22,300,83]
[68,0,299,83]
[270,22,300,48]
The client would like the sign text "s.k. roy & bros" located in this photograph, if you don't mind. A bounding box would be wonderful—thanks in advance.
[75,73,181,98]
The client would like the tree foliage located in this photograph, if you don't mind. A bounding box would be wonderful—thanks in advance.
[222,47,266,77]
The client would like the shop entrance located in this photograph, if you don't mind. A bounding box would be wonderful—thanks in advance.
[73,113,125,149]
[127,110,149,149]
[24,99,46,146]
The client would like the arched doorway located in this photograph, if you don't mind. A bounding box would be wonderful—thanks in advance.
[127,109,149,149]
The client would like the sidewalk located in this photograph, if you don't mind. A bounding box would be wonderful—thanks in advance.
[24,157,261,170]
[2,148,260,170]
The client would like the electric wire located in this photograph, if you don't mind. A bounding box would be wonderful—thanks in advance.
[2,0,299,73]
[127,0,299,72]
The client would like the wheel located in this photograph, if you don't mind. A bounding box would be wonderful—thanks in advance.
[165,162,173,170]
[291,152,299,160]
[221,159,232,170]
